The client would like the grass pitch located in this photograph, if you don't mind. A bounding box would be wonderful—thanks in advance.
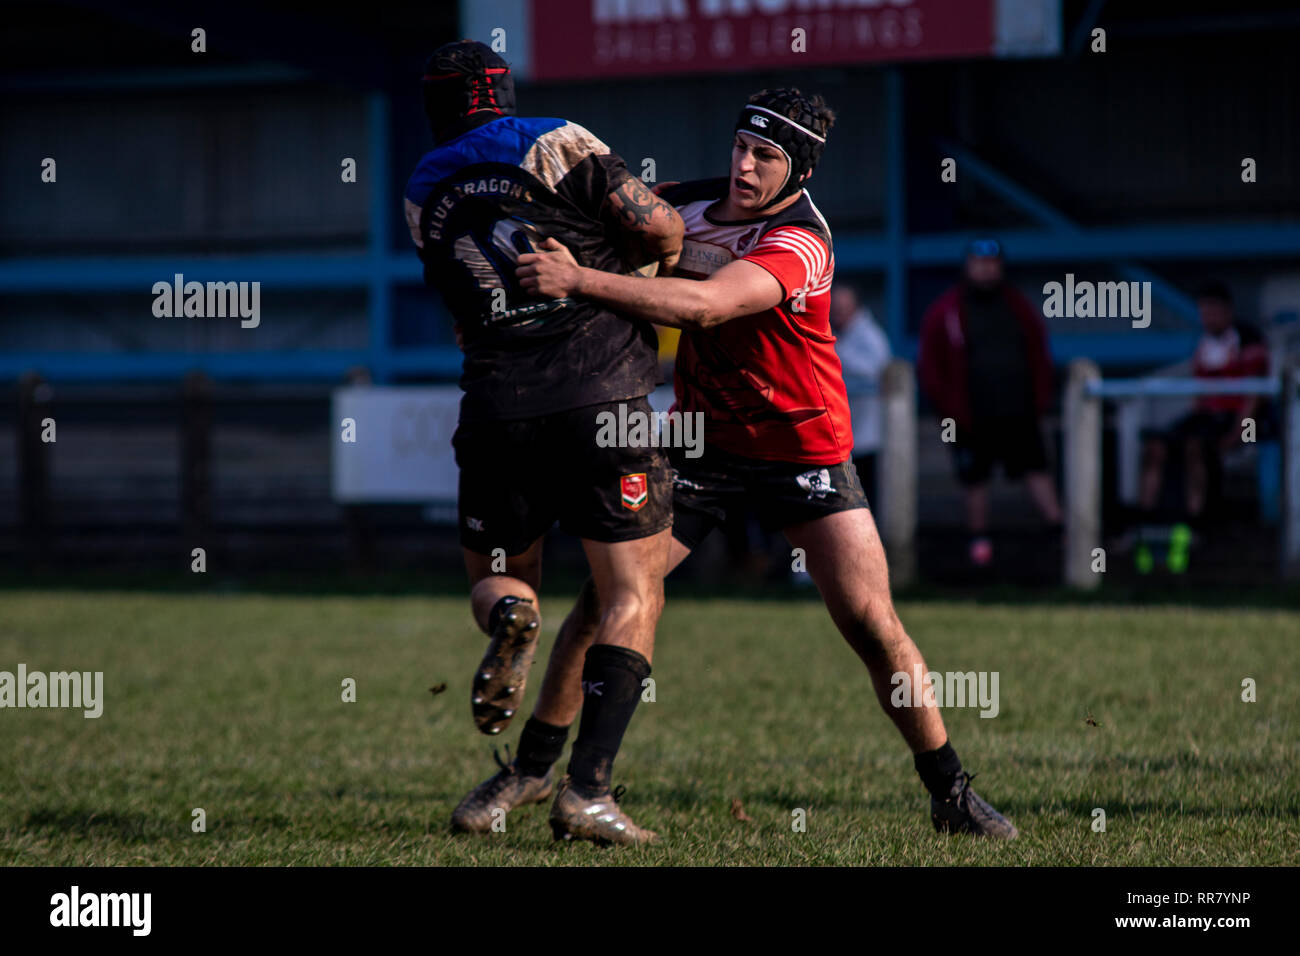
[1,587,1296,865]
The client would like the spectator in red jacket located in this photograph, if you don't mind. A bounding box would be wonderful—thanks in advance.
[918,238,1061,567]
[1139,280,1271,521]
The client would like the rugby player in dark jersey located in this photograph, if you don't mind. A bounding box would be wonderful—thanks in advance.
[501,88,1018,841]
[404,41,684,846]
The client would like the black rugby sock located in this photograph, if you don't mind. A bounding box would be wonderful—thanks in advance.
[515,716,569,778]
[566,643,651,798]
[915,740,964,801]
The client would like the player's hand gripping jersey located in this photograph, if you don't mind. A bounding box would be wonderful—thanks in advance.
[657,178,853,465]
[404,117,658,421]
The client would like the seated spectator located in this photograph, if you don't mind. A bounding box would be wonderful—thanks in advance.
[1139,280,1271,522]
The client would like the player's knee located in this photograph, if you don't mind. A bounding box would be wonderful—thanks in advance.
[599,586,662,633]
[844,596,901,660]
[470,574,537,603]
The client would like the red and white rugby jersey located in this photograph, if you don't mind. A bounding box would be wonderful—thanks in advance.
[657,178,852,465]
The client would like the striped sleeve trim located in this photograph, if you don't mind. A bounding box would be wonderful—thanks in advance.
[750,226,830,291]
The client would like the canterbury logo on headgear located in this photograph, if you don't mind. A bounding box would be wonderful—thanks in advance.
[740,106,826,144]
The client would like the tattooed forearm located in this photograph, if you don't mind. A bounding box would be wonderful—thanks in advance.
[610,177,667,229]
[605,176,684,272]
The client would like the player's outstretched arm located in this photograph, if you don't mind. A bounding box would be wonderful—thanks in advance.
[517,238,784,330]
[605,177,685,275]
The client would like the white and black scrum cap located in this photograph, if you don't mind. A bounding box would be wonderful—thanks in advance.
[734,97,828,207]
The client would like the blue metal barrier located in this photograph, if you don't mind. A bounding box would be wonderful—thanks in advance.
[3,76,1298,385]
[1087,377,1280,398]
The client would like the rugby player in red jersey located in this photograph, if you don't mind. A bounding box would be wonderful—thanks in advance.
[468,87,1018,842]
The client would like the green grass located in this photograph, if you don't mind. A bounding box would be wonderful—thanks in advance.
[1,589,1296,865]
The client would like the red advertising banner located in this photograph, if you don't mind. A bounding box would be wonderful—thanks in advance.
[531,0,997,81]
